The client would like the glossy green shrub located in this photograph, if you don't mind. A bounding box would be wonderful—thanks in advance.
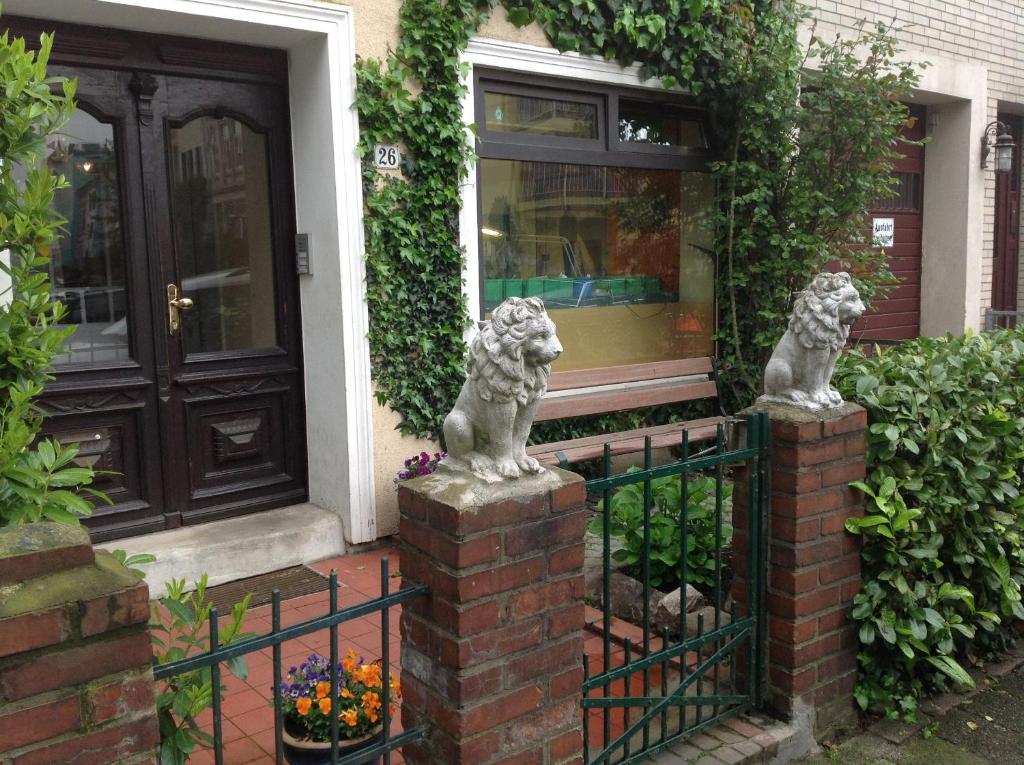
[835,329,1024,718]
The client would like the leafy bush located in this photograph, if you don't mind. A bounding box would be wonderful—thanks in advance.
[0,21,106,526]
[835,330,1024,718]
[151,576,254,765]
[592,468,732,591]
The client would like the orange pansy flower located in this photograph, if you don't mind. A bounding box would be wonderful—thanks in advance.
[341,688,354,699]
[315,681,330,699]
[342,649,359,673]
[341,709,359,727]
[318,698,332,715]
[295,697,312,716]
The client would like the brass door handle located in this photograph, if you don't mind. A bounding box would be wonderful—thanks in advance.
[167,283,194,336]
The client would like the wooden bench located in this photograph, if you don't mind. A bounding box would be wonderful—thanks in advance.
[526,357,726,467]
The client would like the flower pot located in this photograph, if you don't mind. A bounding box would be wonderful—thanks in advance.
[281,724,385,765]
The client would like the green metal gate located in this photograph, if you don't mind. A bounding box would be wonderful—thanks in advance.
[582,411,769,764]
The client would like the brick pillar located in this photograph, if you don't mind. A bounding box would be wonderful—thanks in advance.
[732,402,866,739]
[0,523,159,765]
[397,467,587,765]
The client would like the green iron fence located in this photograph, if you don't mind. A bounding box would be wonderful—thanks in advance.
[582,411,769,765]
[153,559,428,764]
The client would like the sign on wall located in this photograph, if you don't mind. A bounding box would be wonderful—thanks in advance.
[372,144,402,170]
[872,217,895,248]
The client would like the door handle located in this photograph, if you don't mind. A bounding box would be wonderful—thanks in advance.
[167,283,194,336]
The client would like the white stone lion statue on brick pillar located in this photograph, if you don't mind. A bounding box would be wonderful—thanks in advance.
[443,296,563,483]
[759,272,865,410]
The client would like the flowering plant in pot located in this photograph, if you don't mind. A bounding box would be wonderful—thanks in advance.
[279,651,399,765]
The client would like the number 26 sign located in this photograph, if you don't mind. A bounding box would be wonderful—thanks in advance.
[373,144,401,169]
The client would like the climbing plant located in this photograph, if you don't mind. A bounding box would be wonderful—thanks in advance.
[355,0,922,439]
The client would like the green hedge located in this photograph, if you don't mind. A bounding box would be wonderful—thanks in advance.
[834,329,1024,719]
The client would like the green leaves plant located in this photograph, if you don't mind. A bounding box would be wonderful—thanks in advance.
[836,329,1024,718]
[592,467,731,591]
[0,16,107,527]
[152,575,255,765]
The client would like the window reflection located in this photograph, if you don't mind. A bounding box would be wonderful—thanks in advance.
[480,159,716,371]
[44,109,130,365]
[170,117,277,354]
[484,91,598,139]
[618,99,706,148]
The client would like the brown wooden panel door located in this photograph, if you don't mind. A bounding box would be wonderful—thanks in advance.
[153,75,307,524]
[37,66,169,541]
[10,17,308,540]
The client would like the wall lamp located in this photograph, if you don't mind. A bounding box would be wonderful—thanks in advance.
[980,120,1015,172]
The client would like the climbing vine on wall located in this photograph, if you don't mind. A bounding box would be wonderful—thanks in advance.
[355,1,489,439]
[356,0,922,439]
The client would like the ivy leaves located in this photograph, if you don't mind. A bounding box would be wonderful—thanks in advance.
[355,1,489,438]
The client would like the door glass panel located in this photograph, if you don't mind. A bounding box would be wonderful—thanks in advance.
[479,158,716,371]
[45,109,130,365]
[170,116,277,353]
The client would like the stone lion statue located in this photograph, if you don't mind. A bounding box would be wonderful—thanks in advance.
[443,296,563,482]
[759,272,865,410]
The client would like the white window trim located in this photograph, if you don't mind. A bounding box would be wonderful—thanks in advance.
[4,0,378,544]
[460,37,685,323]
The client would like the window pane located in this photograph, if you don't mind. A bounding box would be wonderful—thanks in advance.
[618,99,706,148]
[170,117,277,353]
[484,91,598,139]
[45,109,130,365]
[875,172,920,211]
[480,159,716,371]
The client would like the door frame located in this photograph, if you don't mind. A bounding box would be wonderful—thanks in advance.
[4,0,378,544]
[993,114,1021,314]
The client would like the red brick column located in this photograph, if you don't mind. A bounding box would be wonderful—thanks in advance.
[397,467,587,765]
[0,523,159,764]
[732,402,866,738]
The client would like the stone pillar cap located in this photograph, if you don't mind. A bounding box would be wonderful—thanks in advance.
[742,399,864,423]
[0,522,95,586]
[403,463,581,512]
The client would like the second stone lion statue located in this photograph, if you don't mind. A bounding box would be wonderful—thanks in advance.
[443,296,563,482]
[760,272,865,410]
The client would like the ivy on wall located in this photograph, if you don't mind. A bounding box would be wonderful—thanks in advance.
[354,1,488,439]
[356,0,921,440]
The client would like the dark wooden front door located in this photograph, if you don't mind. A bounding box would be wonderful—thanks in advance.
[993,114,1021,320]
[9,18,307,541]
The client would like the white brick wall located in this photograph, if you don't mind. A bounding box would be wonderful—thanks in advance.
[804,0,1024,319]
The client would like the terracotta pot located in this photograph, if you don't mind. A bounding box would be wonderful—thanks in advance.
[281,724,385,765]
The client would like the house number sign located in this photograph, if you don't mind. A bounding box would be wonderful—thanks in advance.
[373,144,402,169]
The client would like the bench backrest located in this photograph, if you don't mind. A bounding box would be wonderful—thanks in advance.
[535,357,719,422]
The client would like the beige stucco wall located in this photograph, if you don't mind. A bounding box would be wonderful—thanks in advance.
[803,1,1024,324]
[323,1,549,61]
[370,391,440,536]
